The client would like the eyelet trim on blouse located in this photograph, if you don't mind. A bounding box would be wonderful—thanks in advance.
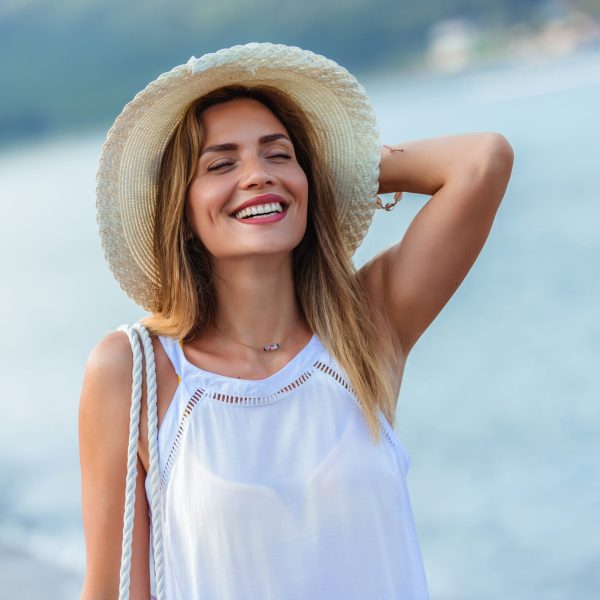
[160,388,205,490]
[376,412,409,474]
[314,360,407,469]
[314,360,356,395]
[207,368,314,405]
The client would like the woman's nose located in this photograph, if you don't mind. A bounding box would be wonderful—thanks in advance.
[239,158,274,189]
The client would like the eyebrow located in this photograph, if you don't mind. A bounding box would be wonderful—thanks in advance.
[200,133,291,156]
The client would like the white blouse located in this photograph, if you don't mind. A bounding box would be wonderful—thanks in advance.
[145,332,429,599]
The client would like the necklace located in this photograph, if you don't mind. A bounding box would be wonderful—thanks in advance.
[212,323,295,352]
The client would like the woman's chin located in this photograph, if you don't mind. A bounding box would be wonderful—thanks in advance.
[203,230,306,260]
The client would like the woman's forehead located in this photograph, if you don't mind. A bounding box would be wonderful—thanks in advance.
[200,99,291,151]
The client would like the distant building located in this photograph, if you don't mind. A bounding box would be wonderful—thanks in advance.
[426,18,479,74]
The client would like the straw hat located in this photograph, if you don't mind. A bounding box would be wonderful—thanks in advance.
[96,42,382,311]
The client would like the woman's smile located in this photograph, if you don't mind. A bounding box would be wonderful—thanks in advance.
[230,193,289,223]
[186,97,308,258]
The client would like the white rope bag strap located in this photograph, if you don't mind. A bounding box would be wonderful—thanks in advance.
[117,323,166,600]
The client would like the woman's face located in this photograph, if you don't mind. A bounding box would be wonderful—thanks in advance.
[187,97,309,261]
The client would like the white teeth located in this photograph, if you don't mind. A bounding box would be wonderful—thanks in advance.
[234,202,284,219]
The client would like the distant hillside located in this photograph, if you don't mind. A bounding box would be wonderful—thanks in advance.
[0,0,563,144]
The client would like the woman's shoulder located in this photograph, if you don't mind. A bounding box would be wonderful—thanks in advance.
[80,330,136,428]
[86,329,134,374]
[85,330,140,396]
[80,329,179,451]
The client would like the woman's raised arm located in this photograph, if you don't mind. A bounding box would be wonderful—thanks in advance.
[359,132,514,357]
[78,331,150,599]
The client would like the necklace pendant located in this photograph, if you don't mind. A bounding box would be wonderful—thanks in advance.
[263,343,280,352]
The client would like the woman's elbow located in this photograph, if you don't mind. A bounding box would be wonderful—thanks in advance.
[484,132,515,173]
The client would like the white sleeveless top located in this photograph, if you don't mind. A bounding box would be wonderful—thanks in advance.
[145,332,429,599]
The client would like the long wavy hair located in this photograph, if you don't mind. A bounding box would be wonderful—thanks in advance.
[143,84,397,442]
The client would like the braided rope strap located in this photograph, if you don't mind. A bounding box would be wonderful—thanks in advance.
[117,323,165,600]
[133,323,166,599]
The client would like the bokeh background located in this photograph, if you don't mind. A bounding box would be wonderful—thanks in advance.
[1,0,599,598]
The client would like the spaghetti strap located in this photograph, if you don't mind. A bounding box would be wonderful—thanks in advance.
[157,335,184,381]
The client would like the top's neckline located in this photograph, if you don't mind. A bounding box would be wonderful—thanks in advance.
[172,332,322,392]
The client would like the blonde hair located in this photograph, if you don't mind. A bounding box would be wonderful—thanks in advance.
[143,85,397,442]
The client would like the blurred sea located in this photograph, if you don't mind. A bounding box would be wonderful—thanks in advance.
[0,48,598,599]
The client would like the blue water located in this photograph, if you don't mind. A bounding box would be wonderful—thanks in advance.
[0,49,598,598]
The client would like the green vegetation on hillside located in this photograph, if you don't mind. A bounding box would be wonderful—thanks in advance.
[0,0,594,144]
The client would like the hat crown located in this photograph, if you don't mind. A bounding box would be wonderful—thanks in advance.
[184,43,341,77]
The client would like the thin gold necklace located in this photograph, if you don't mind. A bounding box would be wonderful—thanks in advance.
[212,323,301,352]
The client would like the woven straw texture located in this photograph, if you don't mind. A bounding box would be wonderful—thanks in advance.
[96,43,381,311]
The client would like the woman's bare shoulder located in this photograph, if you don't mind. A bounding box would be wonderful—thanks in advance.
[80,330,134,430]
[85,330,133,379]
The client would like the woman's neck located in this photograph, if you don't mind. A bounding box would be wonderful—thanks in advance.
[207,253,308,350]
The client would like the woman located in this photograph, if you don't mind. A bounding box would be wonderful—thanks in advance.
[80,43,513,599]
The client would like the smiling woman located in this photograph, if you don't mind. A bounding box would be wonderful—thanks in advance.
[80,43,512,600]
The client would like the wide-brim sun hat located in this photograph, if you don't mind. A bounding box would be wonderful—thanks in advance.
[96,42,382,312]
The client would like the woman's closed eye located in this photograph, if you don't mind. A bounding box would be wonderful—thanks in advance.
[207,161,234,171]
[207,153,292,172]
